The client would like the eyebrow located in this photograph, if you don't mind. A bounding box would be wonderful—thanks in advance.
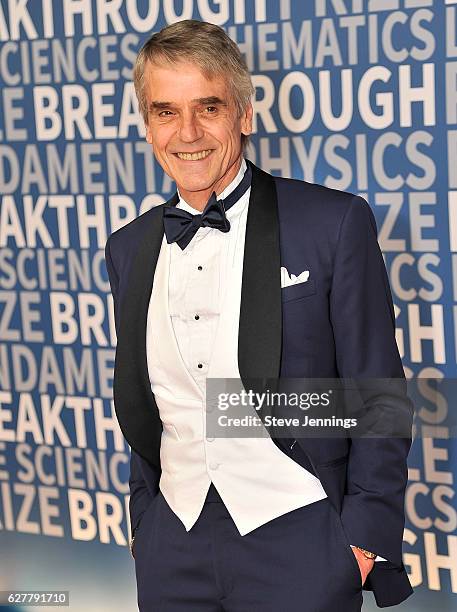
[194,96,227,106]
[149,96,227,111]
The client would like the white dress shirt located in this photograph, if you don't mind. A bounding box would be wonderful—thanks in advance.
[169,159,251,392]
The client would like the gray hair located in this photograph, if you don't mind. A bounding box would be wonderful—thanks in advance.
[133,19,254,148]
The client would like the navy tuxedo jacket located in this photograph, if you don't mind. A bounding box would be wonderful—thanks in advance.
[105,160,413,608]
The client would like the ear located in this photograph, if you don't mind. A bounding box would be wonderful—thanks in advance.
[145,120,153,145]
[240,102,253,136]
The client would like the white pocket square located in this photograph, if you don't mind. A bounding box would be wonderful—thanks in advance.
[281,266,310,288]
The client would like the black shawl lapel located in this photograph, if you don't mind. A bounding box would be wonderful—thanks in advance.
[238,161,282,388]
[113,193,178,469]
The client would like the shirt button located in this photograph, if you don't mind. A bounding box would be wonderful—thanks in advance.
[194,314,200,320]
[197,265,203,270]
[198,363,203,369]
[209,462,219,470]
[206,437,215,442]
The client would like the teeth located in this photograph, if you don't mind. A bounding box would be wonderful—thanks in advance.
[176,150,212,161]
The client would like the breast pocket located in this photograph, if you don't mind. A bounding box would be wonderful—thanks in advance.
[281,279,316,303]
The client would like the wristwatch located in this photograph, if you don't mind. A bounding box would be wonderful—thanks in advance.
[354,546,377,560]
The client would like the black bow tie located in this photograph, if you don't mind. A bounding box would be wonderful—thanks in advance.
[163,163,252,250]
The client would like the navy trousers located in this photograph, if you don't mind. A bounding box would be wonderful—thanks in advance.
[133,484,364,611]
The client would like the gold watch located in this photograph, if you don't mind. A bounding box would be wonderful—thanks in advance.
[354,546,376,560]
[129,535,136,559]
[129,527,138,559]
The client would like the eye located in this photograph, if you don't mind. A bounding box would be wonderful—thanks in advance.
[158,110,174,117]
[204,106,217,113]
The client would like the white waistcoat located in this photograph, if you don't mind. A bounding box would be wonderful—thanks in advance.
[146,228,327,536]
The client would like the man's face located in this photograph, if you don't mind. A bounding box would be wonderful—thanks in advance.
[143,60,253,204]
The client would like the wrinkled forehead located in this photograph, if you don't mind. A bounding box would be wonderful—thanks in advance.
[144,56,217,79]
[143,58,234,106]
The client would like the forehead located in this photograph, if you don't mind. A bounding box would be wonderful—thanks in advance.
[144,60,231,104]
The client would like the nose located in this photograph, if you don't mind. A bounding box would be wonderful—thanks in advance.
[178,111,204,143]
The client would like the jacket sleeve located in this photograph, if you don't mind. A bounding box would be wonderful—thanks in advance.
[329,196,413,568]
[104,236,154,538]
[128,449,154,536]
[105,235,120,334]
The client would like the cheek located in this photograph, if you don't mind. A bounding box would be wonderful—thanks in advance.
[216,124,241,150]
[150,141,168,166]
[149,125,172,149]
[226,126,243,152]
[157,140,174,160]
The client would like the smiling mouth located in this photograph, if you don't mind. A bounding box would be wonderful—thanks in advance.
[175,150,212,161]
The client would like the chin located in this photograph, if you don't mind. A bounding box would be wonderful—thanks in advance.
[176,174,214,191]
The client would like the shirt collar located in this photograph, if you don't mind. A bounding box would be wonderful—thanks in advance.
[177,158,248,215]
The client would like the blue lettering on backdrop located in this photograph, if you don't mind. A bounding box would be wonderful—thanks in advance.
[0,1,455,610]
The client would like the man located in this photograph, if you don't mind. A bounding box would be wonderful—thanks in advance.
[105,19,413,612]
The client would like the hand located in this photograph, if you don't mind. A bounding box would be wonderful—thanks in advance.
[351,546,375,585]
